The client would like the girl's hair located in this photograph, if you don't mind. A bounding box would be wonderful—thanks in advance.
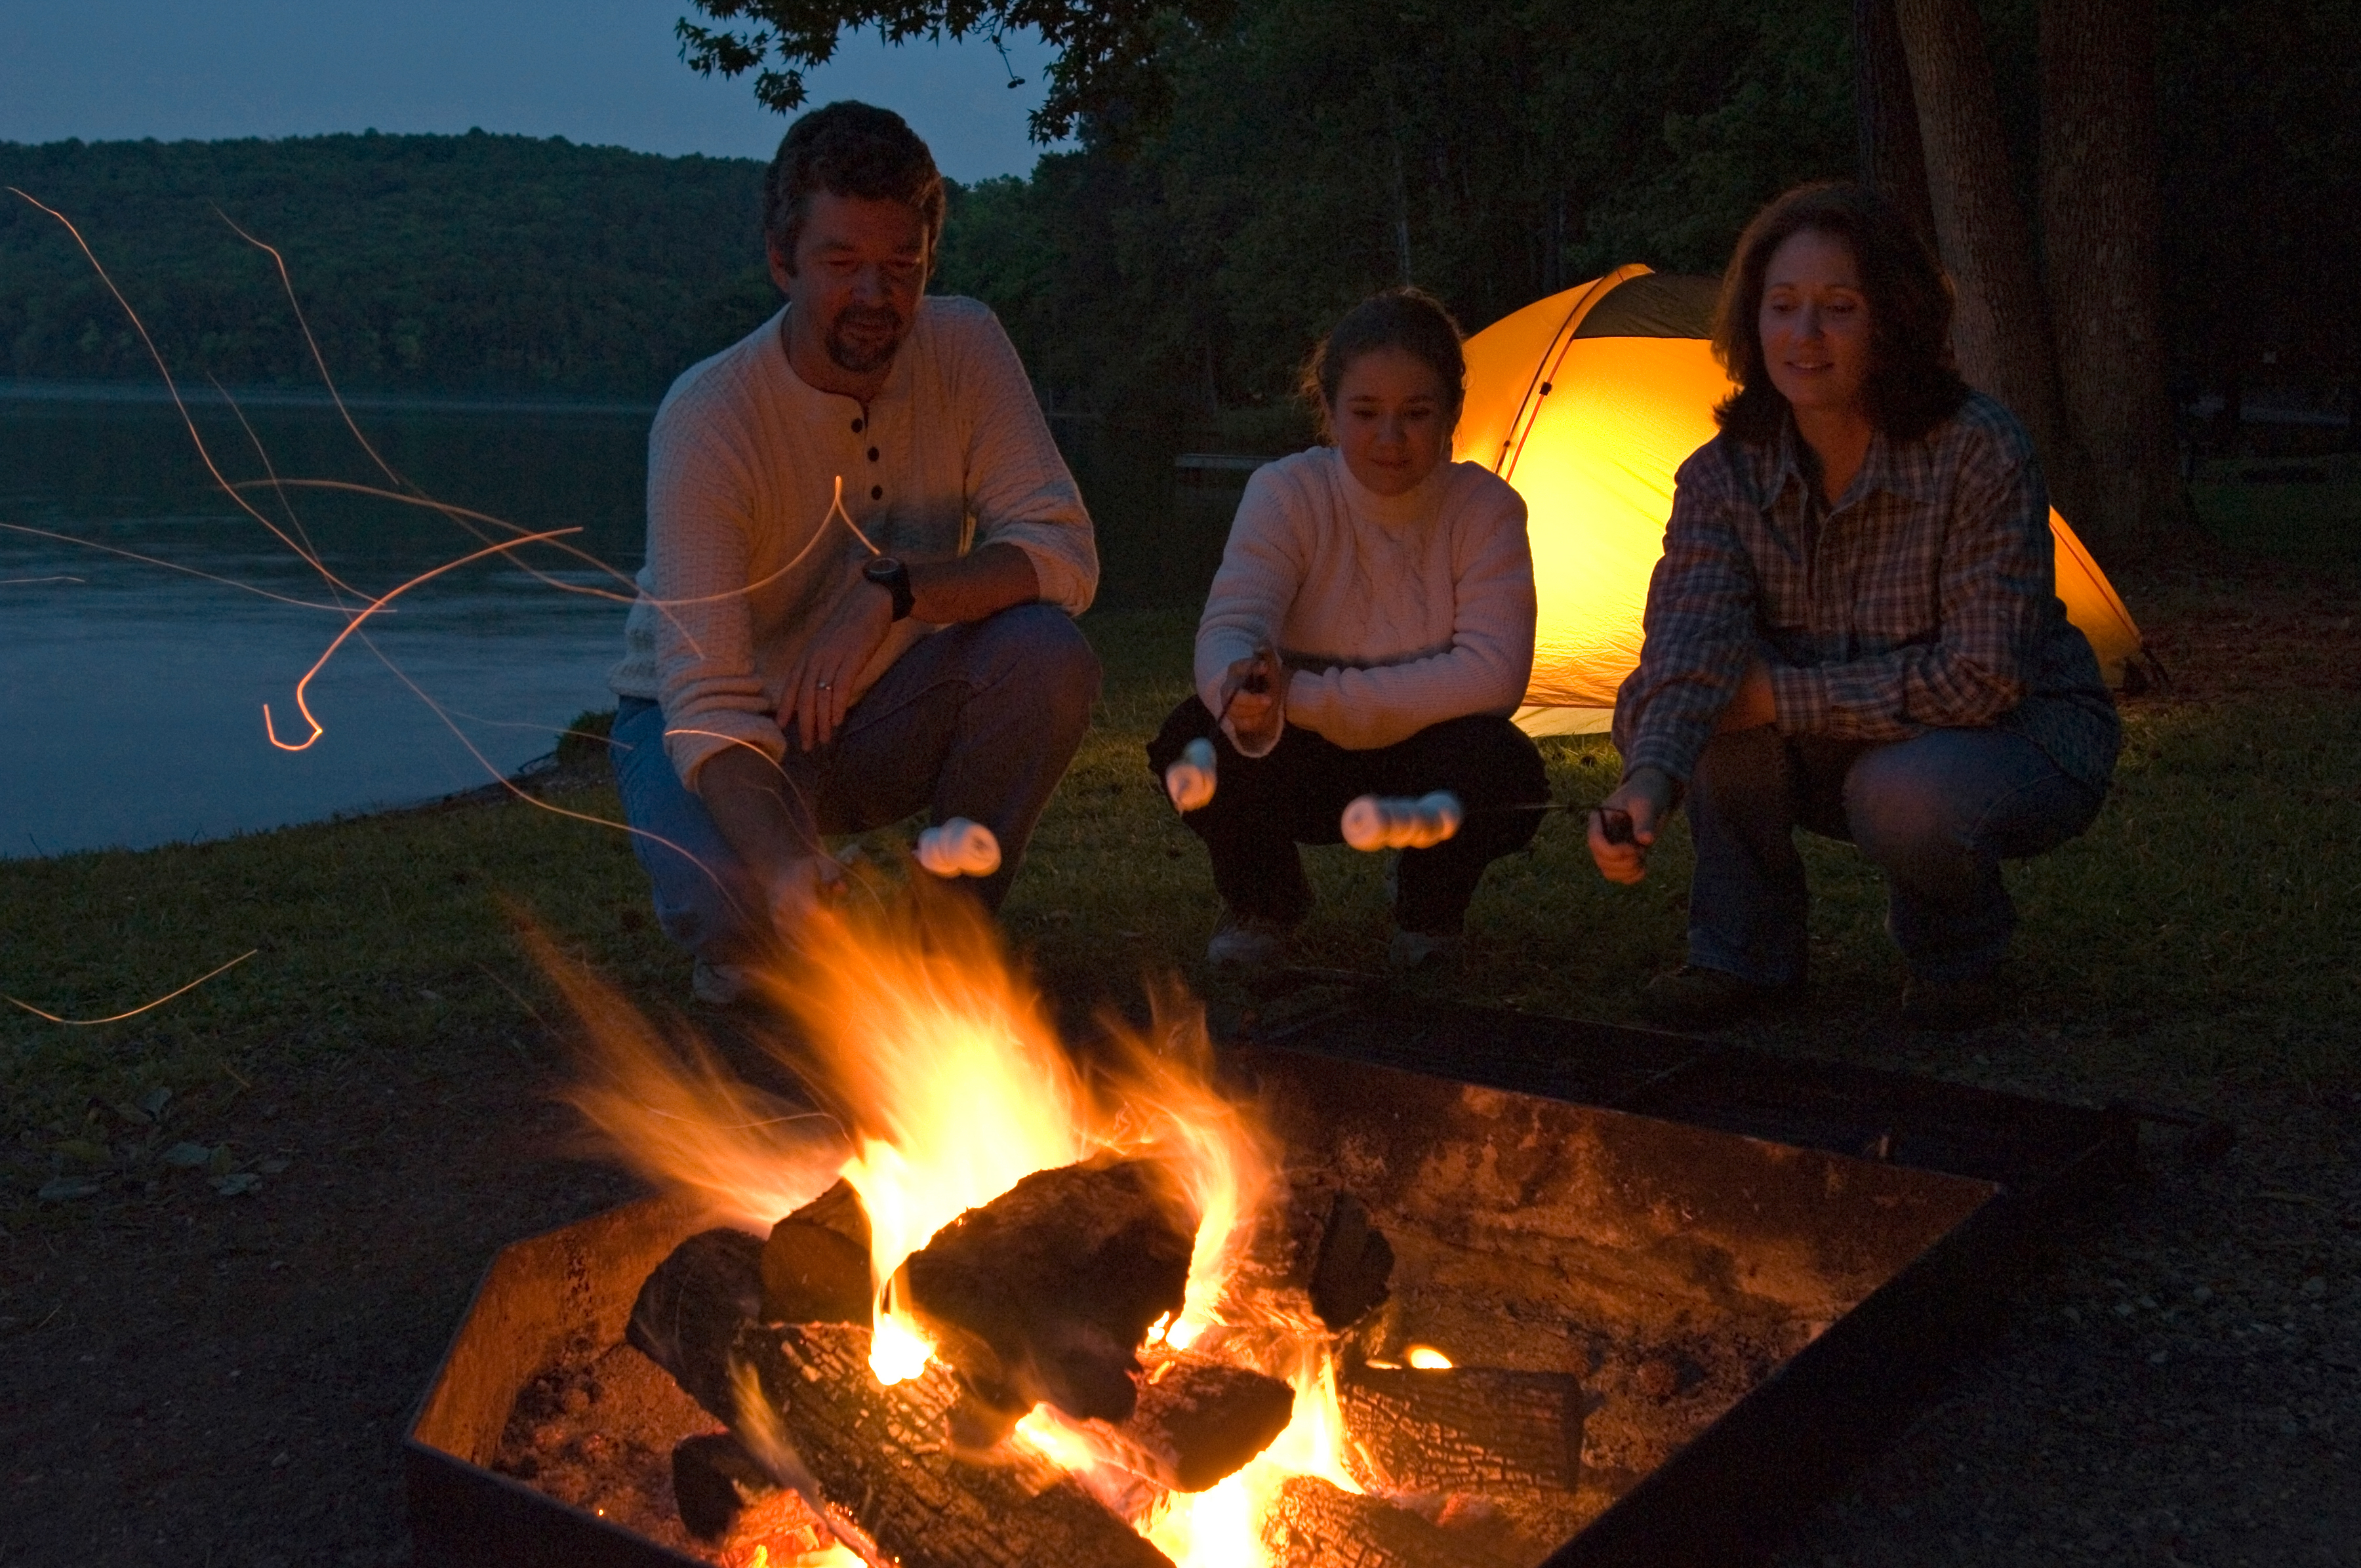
[1300,287,1468,442]
[1712,181,1969,445]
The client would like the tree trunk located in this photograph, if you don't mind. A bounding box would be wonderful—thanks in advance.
[2038,0,2184,561]
[1853,0,1939,252]
[1894,0,2076,515]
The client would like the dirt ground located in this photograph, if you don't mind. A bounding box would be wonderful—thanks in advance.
[2,555,2355,1568]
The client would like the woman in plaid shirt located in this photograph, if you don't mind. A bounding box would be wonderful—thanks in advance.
[1587,183,2119,1032]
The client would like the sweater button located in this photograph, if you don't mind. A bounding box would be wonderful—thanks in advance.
[870,485,883,500]
[868,447,879,462]
[851,418,864,433]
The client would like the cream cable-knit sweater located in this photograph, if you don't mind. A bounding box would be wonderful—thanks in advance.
[609,298,1097,786]
[1194,446,1535,752]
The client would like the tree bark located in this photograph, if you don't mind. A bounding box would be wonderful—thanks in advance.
[731,1321,1175,1568]
[1337,1364,1585,1494]
[1895,0,2076,515]
[1257,1475,1512,1568]
[1854,0,1939,252]
[2039,0,2183,561]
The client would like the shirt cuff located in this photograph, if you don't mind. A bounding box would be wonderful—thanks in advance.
[666,712,786,790]
[1767,662,1832,734]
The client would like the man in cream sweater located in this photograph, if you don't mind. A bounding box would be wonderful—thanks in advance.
[607,102,1100,1003]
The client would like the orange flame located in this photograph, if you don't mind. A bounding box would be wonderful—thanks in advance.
[547,876,1387,1565]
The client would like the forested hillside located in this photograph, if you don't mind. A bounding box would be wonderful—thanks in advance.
[0,132,777,397]
[3,0,2352,430]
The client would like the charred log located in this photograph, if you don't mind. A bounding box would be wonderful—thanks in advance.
[1337,1364,1585,1494]
[1257,1475,1511,1568]
[1193,1176,1393,1376]
[624,1227,764,1422]
[670,1431,833,1556]
[730,1319,1173,1568]
[901,1157,1194,1437]
[762,1178,873,1325]
[1080,1349,1295,1493]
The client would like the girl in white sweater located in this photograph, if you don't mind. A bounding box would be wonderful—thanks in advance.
[1148,289,1545,971]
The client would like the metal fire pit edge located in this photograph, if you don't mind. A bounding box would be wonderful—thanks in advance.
[1247,995,2137,1567]
[406,1003,2134,1568]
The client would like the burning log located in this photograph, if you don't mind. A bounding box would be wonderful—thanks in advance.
[730,1319,1174,1568]
[900,1157,1195,1439]
[670,1431,834,1556]
[1337,1364,1585,1494]
[761,1178,873,1325]
[1078,1349,1296,1493]
[1193,1176,1394,1376]
[624,1227,765,1422]
[1257,1475,1512,1568]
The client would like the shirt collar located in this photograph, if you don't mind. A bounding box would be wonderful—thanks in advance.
[1772,409,1939,512]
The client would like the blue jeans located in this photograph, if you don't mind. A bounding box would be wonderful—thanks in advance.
[1684,726,2103,986]
[611,603,1100,964]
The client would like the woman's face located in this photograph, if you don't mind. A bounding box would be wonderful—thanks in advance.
[1331,344,1454,496]
[1758,228,1873,421]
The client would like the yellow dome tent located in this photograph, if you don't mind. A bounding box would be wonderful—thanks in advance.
[1453,265,2145,737]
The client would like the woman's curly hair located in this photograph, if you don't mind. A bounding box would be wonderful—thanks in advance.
[1712,181,1969,445]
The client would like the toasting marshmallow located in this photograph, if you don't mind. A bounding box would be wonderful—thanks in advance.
[1341,791,1464,852]
[1164,736,1218,813]
[915,817,1001,878]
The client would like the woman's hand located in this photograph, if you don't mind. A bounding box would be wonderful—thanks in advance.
[779,567,893,750]
[1588,766,1674,885]
[1219,646,1286,755]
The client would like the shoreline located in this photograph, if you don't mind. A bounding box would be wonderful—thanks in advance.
[0,378,660,418]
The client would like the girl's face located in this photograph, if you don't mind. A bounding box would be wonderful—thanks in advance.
[1331,344,1455,496]
[1758,228,1874,422]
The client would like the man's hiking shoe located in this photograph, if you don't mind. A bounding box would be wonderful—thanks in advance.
[692,957,757,1008]
[1900,971,2008,1032]
[1205,909,1295,974]
[1388,926,1464,973]
[1640,965,1800,1030]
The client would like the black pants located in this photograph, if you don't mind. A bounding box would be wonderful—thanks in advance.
[1147,697,1550,933]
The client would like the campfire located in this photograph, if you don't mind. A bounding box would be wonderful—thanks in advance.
[522,881,1579,1567]
[408,876,2121,1567]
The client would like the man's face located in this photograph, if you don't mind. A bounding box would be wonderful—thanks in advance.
[770,191,929,376]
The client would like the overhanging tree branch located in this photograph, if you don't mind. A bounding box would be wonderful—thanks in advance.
[676,1,1238,143]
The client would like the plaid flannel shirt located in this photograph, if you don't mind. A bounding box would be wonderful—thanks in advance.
[1613,392,2119,792]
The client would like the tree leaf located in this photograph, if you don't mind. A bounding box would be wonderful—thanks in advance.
[159,1142,216,1168]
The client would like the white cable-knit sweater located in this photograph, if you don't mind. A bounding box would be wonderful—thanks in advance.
[609,298,1098,786]
[1194,447,1535,752]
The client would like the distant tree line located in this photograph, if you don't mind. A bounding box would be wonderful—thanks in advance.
[3,0,2351,540]
[0,131,778,398]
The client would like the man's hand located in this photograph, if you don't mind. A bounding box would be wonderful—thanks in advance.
[1716,658,1776,733]
[779,569,892,750]
[762,851,846,948]
[1219,646,1285,755]
[1588,765,1675,885]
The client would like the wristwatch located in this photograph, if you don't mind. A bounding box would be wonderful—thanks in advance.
[862,555,914,621]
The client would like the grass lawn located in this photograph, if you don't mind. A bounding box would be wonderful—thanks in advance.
[4,579,2356,1145]
[2,527,2356,1566]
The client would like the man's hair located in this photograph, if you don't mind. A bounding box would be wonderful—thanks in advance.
[1300,287,1468,442]
[763,101,946,270]
[1712,181,1969,445]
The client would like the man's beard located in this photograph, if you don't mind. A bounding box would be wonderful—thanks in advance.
[826,304,909,375]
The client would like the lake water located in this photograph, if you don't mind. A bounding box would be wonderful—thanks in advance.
[0,387,653,857]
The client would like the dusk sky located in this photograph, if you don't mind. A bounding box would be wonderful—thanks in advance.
[0,0,1066,182]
